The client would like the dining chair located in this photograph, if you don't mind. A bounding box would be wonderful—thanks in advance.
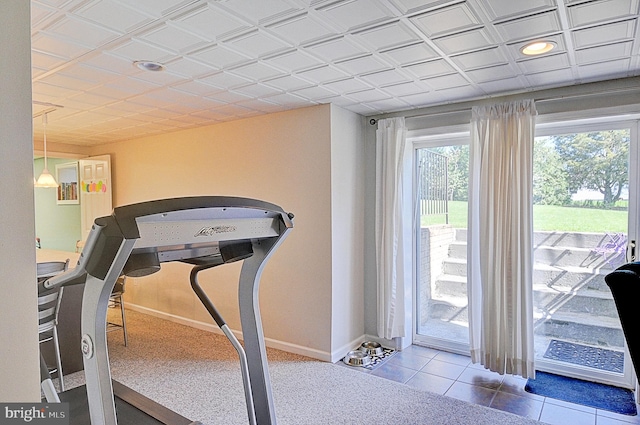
[37,259,70,393]
[107,275,128,346]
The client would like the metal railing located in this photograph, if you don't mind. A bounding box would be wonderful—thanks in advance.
[417,149,449,223]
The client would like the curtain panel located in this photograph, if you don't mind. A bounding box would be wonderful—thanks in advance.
[375,117,408,340]
[467,100,537,378]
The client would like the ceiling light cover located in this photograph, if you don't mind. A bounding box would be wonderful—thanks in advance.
[520,41,557,56]
[133,60,165,72]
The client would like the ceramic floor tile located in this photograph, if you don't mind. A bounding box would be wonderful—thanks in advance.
[405,371,455,395]
[596,415,640,425]
[597,409,640,424]
[402,345,440,359]
[432,351,471,367]
[420,358,466,380]
[386,351,432,371]
[499,375,544,401]
[457,367,504,390]
[490,390,543,421]
[369,362,417,384]
[444,381,497,407]
[539,402,596,425]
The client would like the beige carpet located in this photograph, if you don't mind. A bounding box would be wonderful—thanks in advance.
[62,309,541,425]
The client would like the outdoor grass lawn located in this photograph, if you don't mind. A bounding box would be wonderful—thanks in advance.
[423,201,627,233]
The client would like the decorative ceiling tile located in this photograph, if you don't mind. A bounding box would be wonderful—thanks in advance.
[31,33,93,60]
[572,20,637,50]
[170,4,249,42]
[334,54,391,76]
[576,58,632,81]
[566,0,639,28]
[189,44,250,69]
[387,0,456,15]
[296,65,350,84]
[114,0,198,18]
[73,0,153,33]
[432,28,495,55]
[403,59,456,79]
[575,41,633,65]
[266,13,337,46]
[263,50,324,73]
[410,3,481,39]
[315,0,395,32]
[217,0,303,25]
[495,10,561,42]
[304,36,370,63]
[43,15,120,47]
[322,77,372,94]
[379,42,439,66]
[379,80,430,97]
[479,0,555,21]
[524,68,574,87]
[224,30,292,59]
[517,53,571,74]
[227,61,285,81]
[262,74,313,91]
[359,68,413,86]
[107,39,176,63]
[422,73,470,90]
[136,24,209,54]
[451,47,508,71]
[465,63,518,83]
[352,21,422,51]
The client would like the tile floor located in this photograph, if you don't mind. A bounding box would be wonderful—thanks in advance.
[346,345,640,425]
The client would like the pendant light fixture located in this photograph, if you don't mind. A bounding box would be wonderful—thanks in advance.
[34,112,58,188]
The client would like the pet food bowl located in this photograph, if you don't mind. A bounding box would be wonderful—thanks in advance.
[359,341,384,357]
[343,350,371,367]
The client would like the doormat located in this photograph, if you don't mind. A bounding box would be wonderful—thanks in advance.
[525,371,637,415]
[543,339,624,373]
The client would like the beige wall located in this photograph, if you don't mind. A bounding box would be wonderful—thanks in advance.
[91,104,364,359]
[0,2,40,401]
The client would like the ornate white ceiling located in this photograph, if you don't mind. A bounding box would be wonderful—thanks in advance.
[31,0,640,146]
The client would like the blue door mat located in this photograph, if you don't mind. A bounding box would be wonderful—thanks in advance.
[543,339,624,373]
[525,371,637,415]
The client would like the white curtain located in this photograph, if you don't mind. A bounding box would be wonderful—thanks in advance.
[467,100,536,378]
[375,117,408,340]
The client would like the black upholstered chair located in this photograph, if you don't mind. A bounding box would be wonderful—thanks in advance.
[605,262,640,379]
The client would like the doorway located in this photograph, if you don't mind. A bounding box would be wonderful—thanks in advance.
[413,118,639,388]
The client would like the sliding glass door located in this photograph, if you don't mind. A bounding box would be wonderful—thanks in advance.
[532,120,638,388]
[413,118,639,388]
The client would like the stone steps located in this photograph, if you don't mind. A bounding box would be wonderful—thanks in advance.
[426,228,626,348]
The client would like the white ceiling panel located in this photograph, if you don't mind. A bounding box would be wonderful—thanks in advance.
[495,10,561,43]
[575,41,634,65]
[572,20,637,49]
[380,42,439,66]
[410,3,482,39]
[317,0,395,32]
[479,0,555,21]
[25,0,640,146]
[73,0,153,33]
[566,0,639,28]
[266,13,337,46]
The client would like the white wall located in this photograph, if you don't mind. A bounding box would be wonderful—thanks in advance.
[0,2,40,401]
[91,104,365,360]
[330,107,366,361]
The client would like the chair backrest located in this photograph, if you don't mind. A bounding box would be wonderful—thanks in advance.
[37,260,70,334]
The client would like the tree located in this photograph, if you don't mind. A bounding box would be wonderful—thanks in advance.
[533,138,571,205]
[552,130,629,207]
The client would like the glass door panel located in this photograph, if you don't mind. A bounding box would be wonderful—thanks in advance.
[532,125,634,387]
[414,141,470,352]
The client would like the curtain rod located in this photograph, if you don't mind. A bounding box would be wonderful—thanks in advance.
[368,77,640,125]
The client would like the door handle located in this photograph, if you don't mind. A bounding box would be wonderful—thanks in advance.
[630,240,636,262]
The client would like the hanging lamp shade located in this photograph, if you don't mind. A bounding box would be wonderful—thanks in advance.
[34,112,58,188]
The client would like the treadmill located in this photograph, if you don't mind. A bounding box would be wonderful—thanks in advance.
[43,196,294,425]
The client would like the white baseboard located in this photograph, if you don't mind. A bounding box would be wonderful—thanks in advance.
[125,303,333,362]
[331,335,367,363]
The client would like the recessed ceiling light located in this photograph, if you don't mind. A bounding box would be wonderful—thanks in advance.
[520,41,557,56]
[133,60,165,72]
